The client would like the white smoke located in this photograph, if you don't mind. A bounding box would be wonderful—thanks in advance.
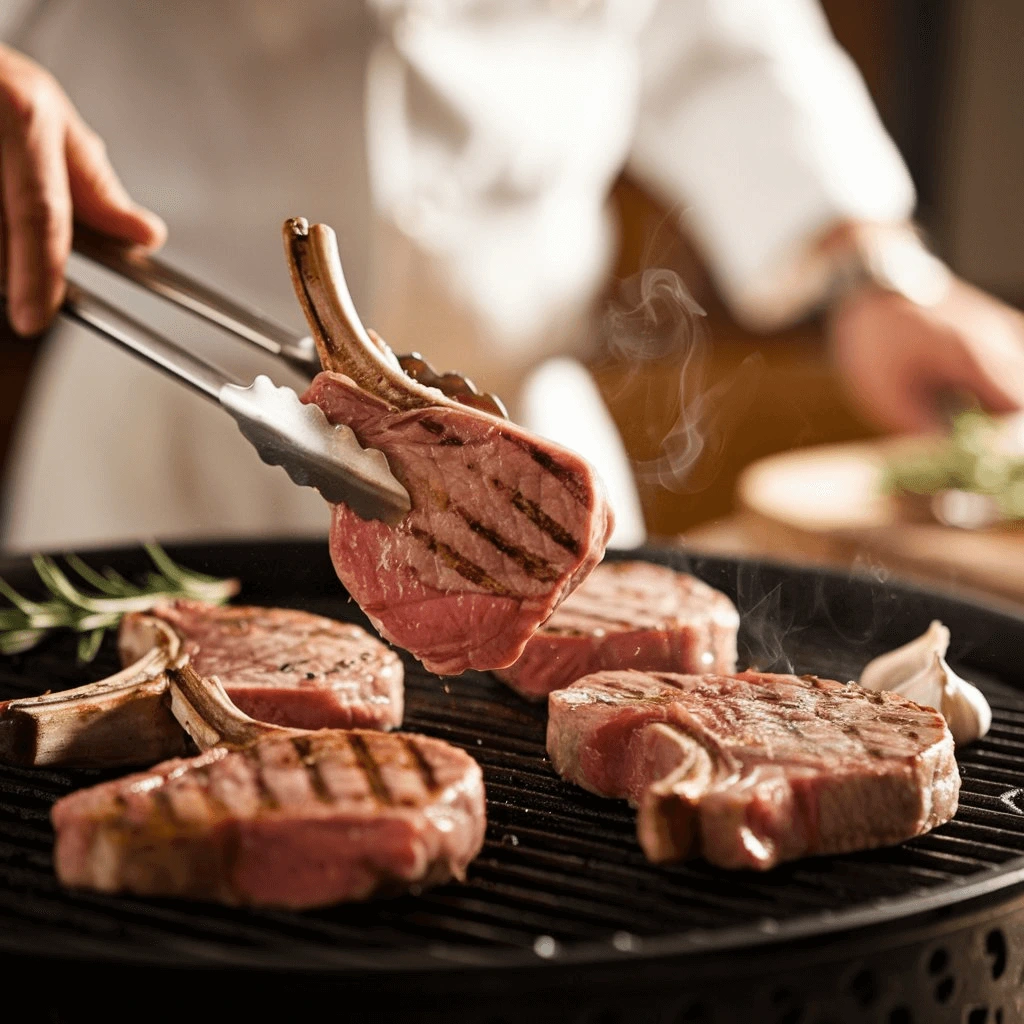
[600,267,763,495]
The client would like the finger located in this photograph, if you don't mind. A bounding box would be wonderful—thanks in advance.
[65,112,166,249]
[954,345,1024,416]
[0,90,72,336]
[865,375,942,434]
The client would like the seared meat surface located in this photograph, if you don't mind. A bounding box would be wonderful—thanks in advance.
[305,375,613,676]
[548,670,959,870]
[121,601,403,731]
[494,561,739,700]
[52,667,484,908]
[285,219,613,676]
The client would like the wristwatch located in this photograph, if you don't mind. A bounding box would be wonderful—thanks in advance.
[731,223,954,331]
[822,225,953,312]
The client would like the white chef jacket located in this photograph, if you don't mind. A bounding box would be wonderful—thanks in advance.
[0,0,914,554]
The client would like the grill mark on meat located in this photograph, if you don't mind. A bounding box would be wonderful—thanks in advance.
[501,434,588,505]
[454,506,559,582]
[150,785,177,826]
[402,735,439,792]
[419,417,465,445]
[487,478,581,555]
[348,733,394,806]
[290,736,333,803]
[409,527,514,596]
[244,746,280,810]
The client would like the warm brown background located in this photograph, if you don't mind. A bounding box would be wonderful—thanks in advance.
[0,1,1016,543]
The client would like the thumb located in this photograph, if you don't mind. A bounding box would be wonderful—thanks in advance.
[64,112,166,249]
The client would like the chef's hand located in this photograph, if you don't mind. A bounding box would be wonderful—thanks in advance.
[827,240,1024,434]
[0,44,166,336]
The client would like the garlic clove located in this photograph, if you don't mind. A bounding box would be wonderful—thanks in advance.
[893,653,992,746]
[891,651,945,706]
[860,620,950,692]
[941,660,992,746]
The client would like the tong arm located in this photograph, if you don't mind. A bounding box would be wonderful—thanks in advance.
[72,224,320,375]
[60,278,411,525]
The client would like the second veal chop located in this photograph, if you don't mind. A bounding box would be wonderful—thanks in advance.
[548,670,959,870]
[52,664,485,908]
[494,561,740,701]
[120,601,403,730]
[286,219,614,675]
[0,604,403,770]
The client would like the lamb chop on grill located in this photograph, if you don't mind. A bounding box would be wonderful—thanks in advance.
[120,601,404,731]
[494,561,739,701]
[52,663,485,908]
[0,604,403,769]
[548,669,959,870]
[285,219,614,675]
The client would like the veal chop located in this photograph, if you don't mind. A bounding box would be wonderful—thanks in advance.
[548,670,959,870]
[286,219,613,675]
[0,604,403,770]
[121,601,403,731]
[494,561,739,700]
[52,664,485,908]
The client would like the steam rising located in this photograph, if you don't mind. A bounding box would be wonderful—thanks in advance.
[601,268,762,493]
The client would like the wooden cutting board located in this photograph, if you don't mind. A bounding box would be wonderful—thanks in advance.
[734,432,1024,605]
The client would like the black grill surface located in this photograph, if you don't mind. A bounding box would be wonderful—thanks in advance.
[1,541,1024,988]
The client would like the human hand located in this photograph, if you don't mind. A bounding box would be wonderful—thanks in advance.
[829,277,1024,433]
[0,44,166,336]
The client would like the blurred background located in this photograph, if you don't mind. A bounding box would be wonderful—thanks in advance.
[0,1,1021,574]
[599,0,1024,539]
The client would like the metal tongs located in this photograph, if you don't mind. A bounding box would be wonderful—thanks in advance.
[62,223,506,524]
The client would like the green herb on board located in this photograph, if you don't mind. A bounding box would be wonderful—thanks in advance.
[881,411,1024,521]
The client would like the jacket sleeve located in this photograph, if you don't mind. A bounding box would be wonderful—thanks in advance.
[628,0,916,329]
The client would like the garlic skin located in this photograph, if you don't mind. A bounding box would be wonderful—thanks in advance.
[892,653,992,746]
[860,621,991,746]
[859,620,950,693]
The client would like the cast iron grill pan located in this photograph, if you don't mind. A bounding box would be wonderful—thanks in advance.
[1,542,1023,1022]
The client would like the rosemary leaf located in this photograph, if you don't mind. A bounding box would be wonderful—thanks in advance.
[0,608,29,630]
[65,553,130,597]
[0,544,240,661]
[101,566,144,596]
[143,543,239,602]
[0,576,45,616]
[76,628,106,664]
[0,629,45,655]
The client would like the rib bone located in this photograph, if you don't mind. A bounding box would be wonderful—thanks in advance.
[0,620,187,768]
[283,217,453,411]
[168,661,287,751]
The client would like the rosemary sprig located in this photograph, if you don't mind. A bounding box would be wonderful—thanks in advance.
[882,410,1024,521]
[0,544,240,663]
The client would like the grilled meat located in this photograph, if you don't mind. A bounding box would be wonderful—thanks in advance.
[285,219,614,675]
[547,670,959,870]
[52,664,485,908]
[120,601,403,731]
[0,604,403,770]
[494,561,739,700]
